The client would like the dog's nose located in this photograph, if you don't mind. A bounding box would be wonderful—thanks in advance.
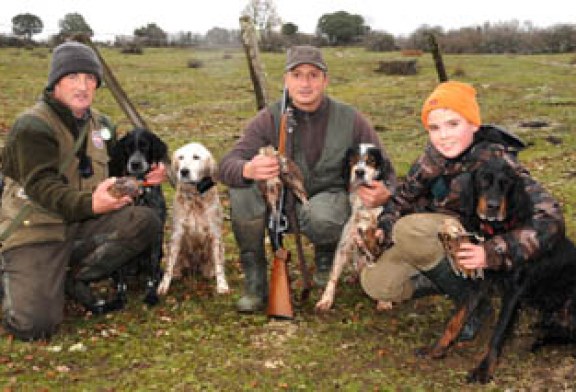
[486,199,501,209]
[355,168,365,178]
[130,162,142,172]
[180,168,190,178]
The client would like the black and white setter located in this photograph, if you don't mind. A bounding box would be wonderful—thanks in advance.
[108,127,169,306]
[424,158,576,383]
[315,143,392,311]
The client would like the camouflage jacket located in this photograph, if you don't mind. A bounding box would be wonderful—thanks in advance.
[378,125,565,271]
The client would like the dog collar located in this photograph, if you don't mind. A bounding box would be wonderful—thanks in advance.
[195,176,215,194]
[480,218,517,237]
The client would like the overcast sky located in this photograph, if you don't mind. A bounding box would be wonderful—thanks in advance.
[1,0,573,41]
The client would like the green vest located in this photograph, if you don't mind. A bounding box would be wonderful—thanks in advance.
[0,102,111,250]
[270,97,356,197]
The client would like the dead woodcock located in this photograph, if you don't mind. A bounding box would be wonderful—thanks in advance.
[257,145,309,222]
[437,218,484,280]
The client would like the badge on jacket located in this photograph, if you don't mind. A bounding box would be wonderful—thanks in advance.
[92,127,111,149]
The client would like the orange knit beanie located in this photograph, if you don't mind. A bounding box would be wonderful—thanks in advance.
[421,81,481,129]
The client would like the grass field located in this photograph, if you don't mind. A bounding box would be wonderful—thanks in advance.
[0,46,575,390]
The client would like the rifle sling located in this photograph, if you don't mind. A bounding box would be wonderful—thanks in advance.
[0,122,91,242]
[277,109,310,300]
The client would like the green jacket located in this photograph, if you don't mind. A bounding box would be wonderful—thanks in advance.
[0,92,115,250]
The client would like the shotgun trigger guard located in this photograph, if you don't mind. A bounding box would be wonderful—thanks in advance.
[276,213,289,233]
[267,212,288,236]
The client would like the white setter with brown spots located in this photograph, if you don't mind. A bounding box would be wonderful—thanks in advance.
[157,142,229,296]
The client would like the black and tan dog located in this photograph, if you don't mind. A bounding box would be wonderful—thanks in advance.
[108,127,169,306]
[425,158,576,383]
[315,143,391,311]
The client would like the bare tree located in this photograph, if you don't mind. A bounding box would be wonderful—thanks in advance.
[242,0,281,39]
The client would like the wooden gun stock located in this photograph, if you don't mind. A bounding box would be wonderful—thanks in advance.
[266,248,294,319]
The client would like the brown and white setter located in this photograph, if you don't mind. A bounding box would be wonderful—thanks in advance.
[423,158,576,384]
[156,142,229,296]
[315,144,391,311]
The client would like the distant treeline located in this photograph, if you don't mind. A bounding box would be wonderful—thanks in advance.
[2,20,575,55]
[398,21,576,54]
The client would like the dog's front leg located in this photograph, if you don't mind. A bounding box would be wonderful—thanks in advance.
[467,283,525,384]
[416,293,481,359]
[157,220,184,296]
[213,236,229,294]
[315,241,350,311]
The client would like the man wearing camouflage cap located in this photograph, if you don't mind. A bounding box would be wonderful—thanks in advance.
[220,45,396,312]
[0,41,165,340]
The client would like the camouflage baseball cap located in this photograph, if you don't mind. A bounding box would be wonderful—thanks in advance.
[285,45,327,72]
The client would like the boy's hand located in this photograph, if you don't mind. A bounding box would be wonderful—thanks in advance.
[457,242,488,270]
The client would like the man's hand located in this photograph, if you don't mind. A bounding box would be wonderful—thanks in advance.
[145,162,167,185]
[243,154,280,180]
[356,180,391,208]
[92,177,133,214]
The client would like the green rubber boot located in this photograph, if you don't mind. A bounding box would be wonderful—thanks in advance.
[233,219,268,313]
[423,258,492,341]
[313,245,335,288]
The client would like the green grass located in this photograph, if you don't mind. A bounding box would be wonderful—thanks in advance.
[1,46,576,390]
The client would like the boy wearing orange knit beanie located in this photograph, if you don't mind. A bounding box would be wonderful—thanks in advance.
[360,81,564,341]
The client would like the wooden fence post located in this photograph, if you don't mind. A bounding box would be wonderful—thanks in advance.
[239,16,269,111]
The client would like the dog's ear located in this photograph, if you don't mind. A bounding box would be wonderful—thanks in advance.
[342,147,356,182]
[205,154,218,179]
[458,171,477,226]
[171,149,180,171]
[371,148,386,181]
[149,132,168,163]
[108,136,129,176]
[507,165,532,223]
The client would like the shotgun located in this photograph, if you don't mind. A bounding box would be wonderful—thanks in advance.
[266,87,294,319]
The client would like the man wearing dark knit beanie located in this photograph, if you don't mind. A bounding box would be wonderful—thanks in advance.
[0,41,166,341]
[47,41,103,90]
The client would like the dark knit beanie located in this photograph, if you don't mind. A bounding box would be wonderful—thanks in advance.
[47,41,103,89]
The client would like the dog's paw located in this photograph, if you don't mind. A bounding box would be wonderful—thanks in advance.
[216,280,230,294]
[315,297,334,312]
[415,345,447,360]
[143,289,160,306]
[375,300,393,311]
[156,277,171,296]
[466,365,493,384]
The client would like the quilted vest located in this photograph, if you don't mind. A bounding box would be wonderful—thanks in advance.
[270,97,355,197]
[0,102,110,250]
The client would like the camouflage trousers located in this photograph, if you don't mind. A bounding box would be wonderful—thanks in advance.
[0,206,161,341]
[360,213,452,303]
